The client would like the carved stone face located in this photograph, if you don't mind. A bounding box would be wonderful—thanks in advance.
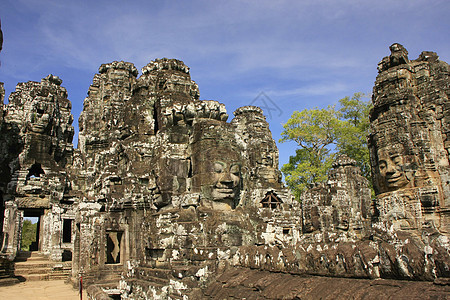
[191,121,242,209]
[31,111,50,133]
[256,150,280,183]
[193,150,241,208]
[210,161,240,201]
[377,147,411,192]
[248,140,280,185]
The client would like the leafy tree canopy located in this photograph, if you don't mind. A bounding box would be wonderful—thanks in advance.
[280,93,372,199]
[21,219,37,251]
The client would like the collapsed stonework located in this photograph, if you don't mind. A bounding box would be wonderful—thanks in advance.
[0,45,449,298]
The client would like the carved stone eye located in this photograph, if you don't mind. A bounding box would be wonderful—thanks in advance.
[214,162,224,173]
[230,164,240,175]
[393,156,402,165]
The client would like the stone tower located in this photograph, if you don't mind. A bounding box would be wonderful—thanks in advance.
[0,75,75,260]
[369,43,450,232]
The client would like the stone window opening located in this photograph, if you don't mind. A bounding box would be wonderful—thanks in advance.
[188,158,193,178]
[261,191,283,209]
[27,163,45,179]
[110,176,122,185]
[139,178,149,185]
[153,107,159,133]
[106,231,123,264]
[283,227,291,235]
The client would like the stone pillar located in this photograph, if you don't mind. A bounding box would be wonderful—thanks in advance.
[1,201,21,259]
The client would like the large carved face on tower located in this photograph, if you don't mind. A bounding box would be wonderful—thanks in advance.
[30,105,51,133]
[253,142,281,185]
[210,161,241,200]
[376,144,414,193]
[191,120,242,209]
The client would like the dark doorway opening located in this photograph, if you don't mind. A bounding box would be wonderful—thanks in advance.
[62,219,72,243]
[62,249,72,261]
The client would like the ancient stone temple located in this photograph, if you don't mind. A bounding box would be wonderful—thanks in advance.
[0,45,449,298]
[66,58,301,298]
[0,75,75,261]
[369,43,450,232]
[301,155,372,236]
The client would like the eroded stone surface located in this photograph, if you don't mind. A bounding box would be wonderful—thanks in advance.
[199,267,450,300]
[0,75,75,262]
[0,46,449,298]
[301,155,372,235]
[65,59,301,298]
[369,43,450,233]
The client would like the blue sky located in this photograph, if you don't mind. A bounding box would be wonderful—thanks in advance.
[1,0,449,169]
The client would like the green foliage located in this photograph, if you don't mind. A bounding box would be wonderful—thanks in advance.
[336,93,372,180]
[20,219,37,251]
[281,148,334,199]
[280,106,340,199]
[280,93,373,199]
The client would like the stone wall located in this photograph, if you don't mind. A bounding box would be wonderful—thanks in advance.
[301,155,372,236]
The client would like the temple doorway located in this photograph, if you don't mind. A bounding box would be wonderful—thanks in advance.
[21,209,43,252]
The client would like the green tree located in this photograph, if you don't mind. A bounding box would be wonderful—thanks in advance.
[280,106,341,198]
[337,93,372,180]
[20,219,37,251]
[280,93,372,199]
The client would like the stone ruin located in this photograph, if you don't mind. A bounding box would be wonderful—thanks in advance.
[301,155,372,235]
[0,74,75,261]
[0,45,449,298]
[370,43,450,233]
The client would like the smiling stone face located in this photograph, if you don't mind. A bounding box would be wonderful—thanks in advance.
[191,120,242,209]
[377,148,411,192]
[192,146,242,209]
[210,161,241,201]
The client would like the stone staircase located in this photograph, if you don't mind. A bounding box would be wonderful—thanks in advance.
[14,251,72,281]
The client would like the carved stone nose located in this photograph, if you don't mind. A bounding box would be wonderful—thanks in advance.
[220,172,233,183]
[386,163,396,174]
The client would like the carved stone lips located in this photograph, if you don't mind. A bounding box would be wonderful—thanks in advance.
[387,174,403,183]
[215,189,234,194]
